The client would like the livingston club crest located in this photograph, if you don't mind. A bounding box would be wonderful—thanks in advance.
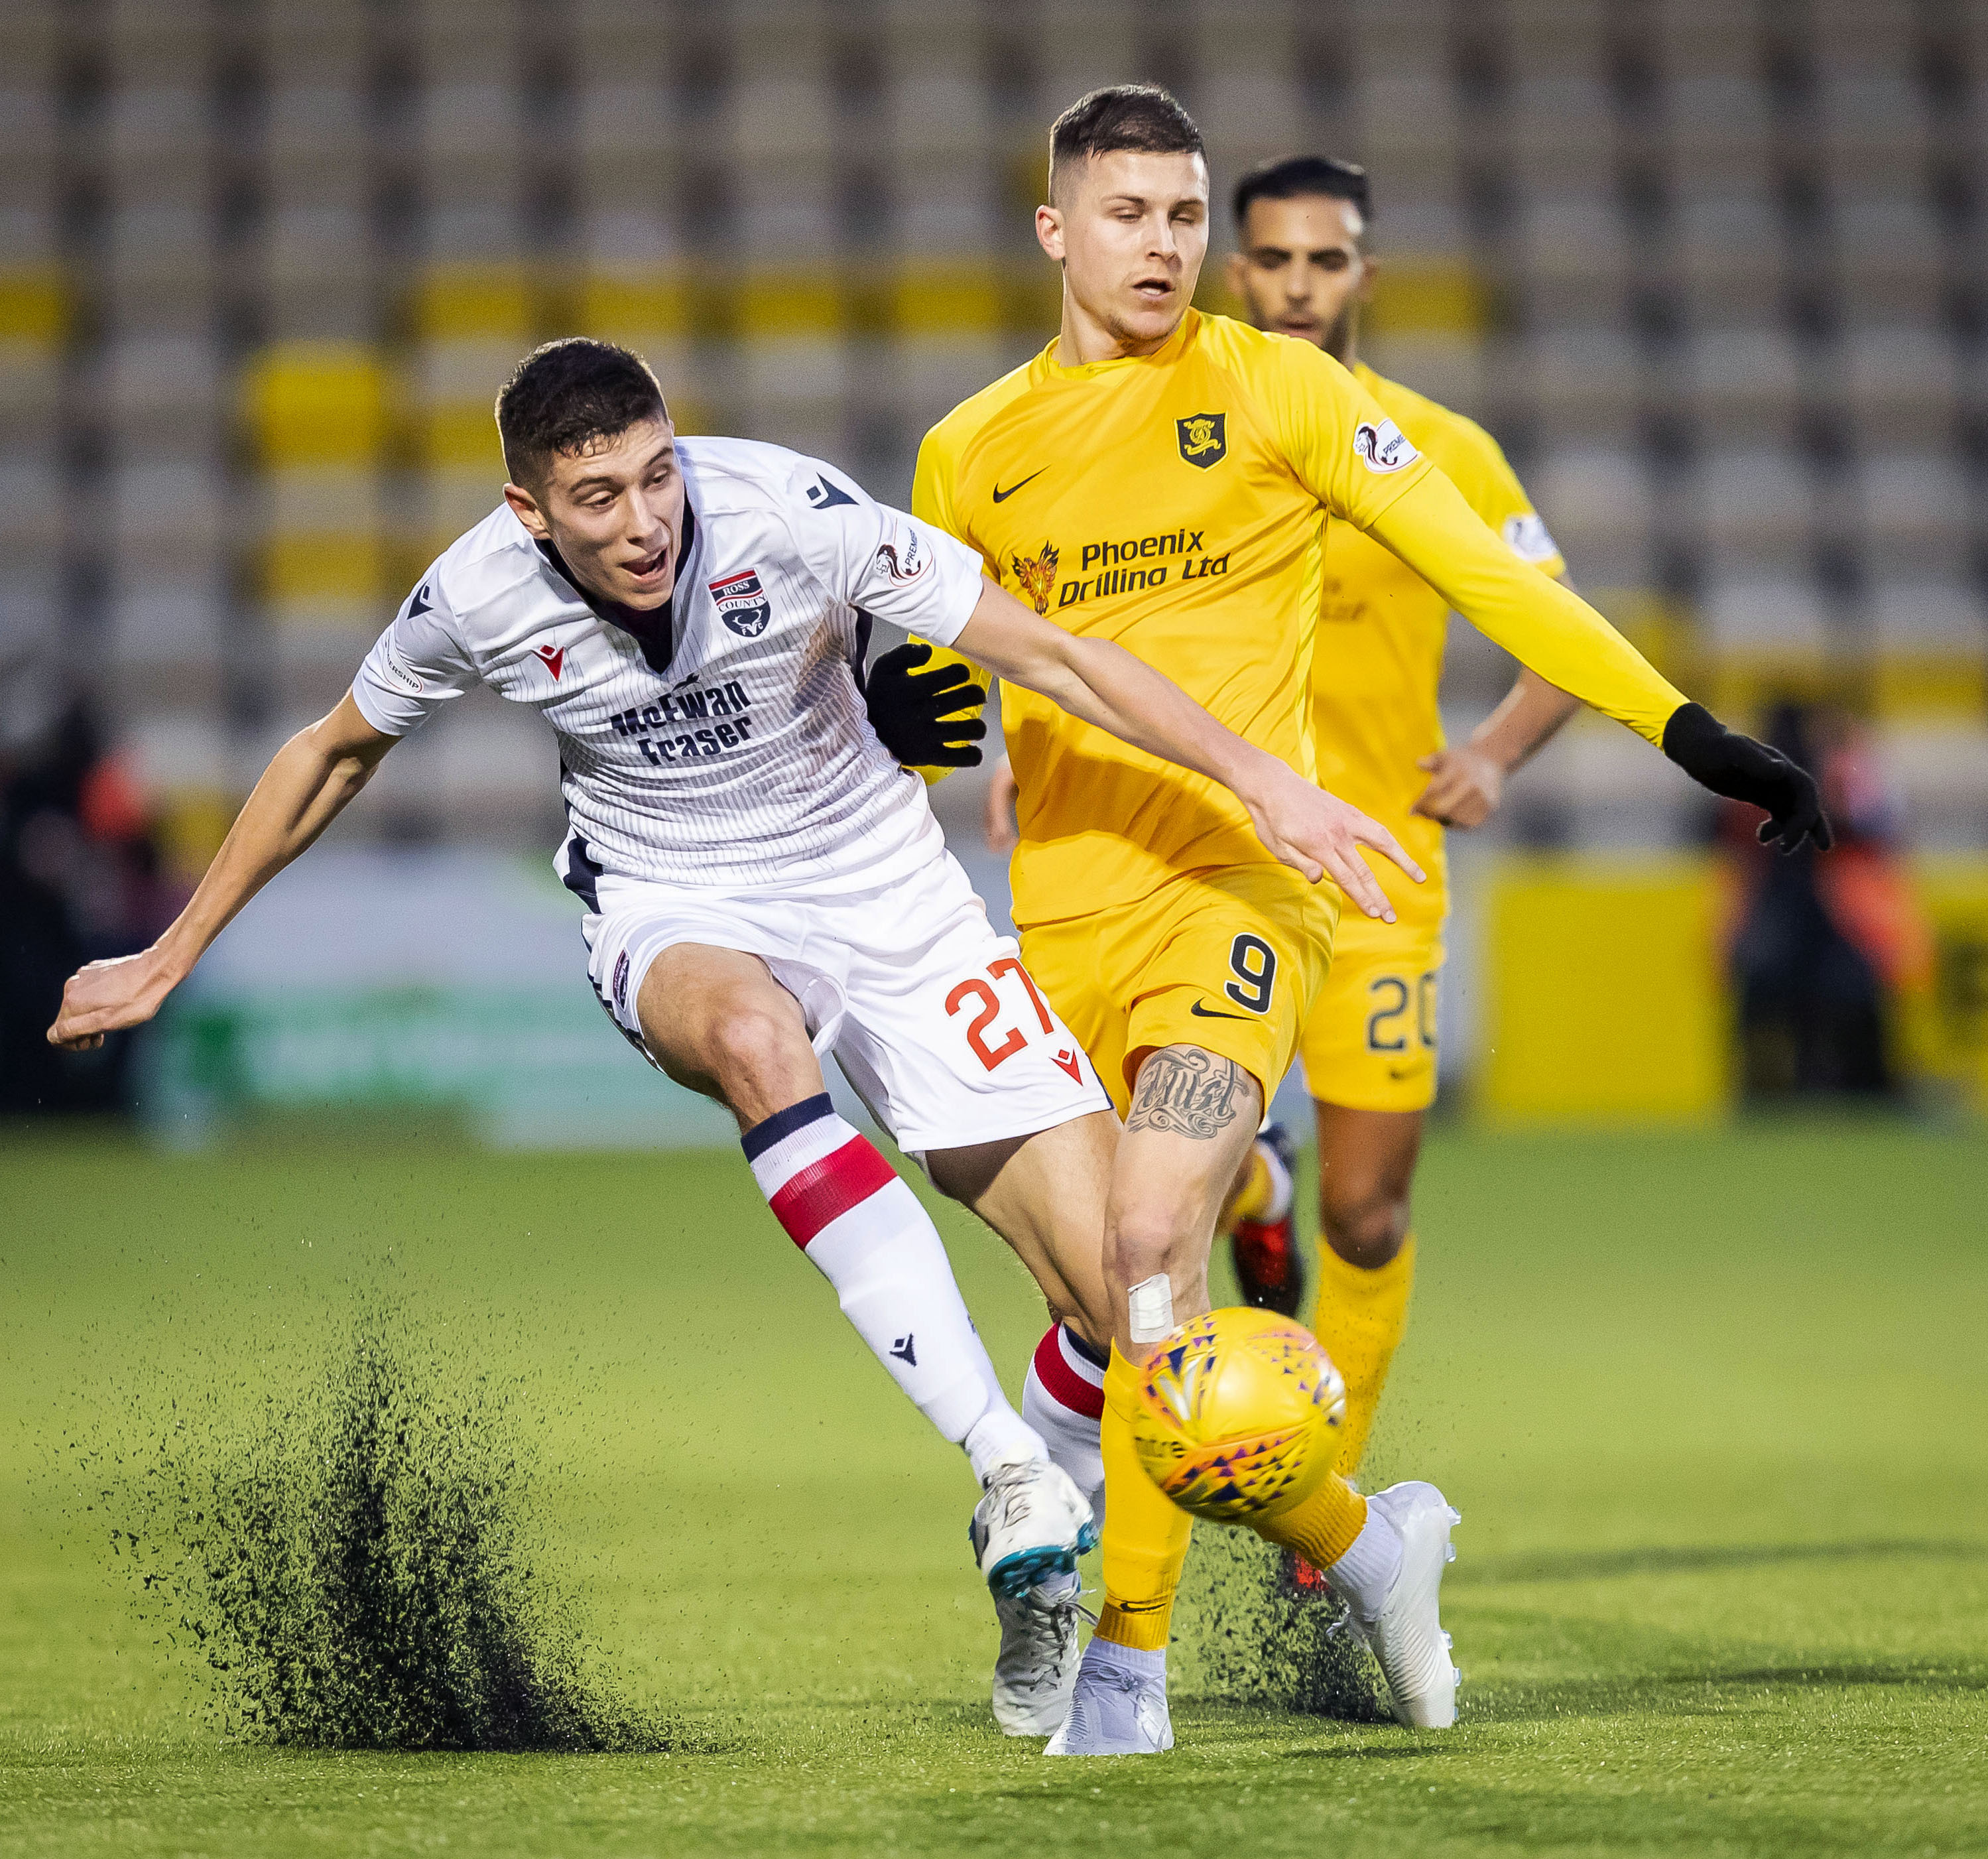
[1176,411,1227,469]
[1011,542,1060,615]
[709,568,772,636]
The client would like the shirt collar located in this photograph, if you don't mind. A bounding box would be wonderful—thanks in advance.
[534,498,699,677]
[1043,306,1199,380]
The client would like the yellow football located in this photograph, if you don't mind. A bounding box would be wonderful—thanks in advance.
[1129,1307,1347,1523]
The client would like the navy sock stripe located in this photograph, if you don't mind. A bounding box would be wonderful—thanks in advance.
[740,1092,836,1161]
[1062,1323,1110,1372]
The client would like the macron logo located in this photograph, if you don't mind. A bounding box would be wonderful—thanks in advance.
[532,643,567,680]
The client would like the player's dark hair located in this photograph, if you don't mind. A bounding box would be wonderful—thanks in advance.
[495,338,668,488]
[1048,84,1204,198]
[1232,155,1373,233]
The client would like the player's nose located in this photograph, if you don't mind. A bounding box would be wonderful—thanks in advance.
[626,492,668,546]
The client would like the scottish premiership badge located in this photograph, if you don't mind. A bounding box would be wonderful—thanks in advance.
[1175,412,1227,469]
[710,568,772,637]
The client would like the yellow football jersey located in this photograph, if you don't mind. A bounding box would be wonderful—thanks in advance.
[1316,363,1565,923]
[914,310,1436,926]
[914,308,1683,930]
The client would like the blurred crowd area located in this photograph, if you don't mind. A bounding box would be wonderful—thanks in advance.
[5,0,1988,1124]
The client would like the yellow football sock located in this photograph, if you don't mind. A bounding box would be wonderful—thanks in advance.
[1093,1345,1194,1652]
[1310,1232,1416,1479]
[1251,1470,1369,1569]
[1229,1145,1273,1224]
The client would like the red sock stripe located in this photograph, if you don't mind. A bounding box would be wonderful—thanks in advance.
[1032,1325,1106,1421]
[767,1136,899,1248]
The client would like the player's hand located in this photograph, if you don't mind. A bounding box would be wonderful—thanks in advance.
[1662,701,1833,853]
[863,641,987,769]
[1244,771,1426,923]
[1411,745,1505,828]
[984,755,1019,853]
[46,946,180,1051]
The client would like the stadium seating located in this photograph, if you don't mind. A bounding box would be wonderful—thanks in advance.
[1,0,1981,852]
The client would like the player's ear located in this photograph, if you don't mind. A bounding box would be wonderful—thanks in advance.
[1035,202,1064,263]
[503,480,552,540]
[1223,249,1249,304]
[1357,251,1379,303]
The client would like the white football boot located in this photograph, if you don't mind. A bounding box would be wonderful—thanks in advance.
[991,1583,1093,1736]
[969,1456,1100,1600]
[1351,1480,1462,1728]
[1044,1642,1172,1756]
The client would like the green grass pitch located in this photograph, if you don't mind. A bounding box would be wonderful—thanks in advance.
[3,1117,1984,1856]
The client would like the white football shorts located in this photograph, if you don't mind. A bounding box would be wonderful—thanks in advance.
[582,848,1112,1157]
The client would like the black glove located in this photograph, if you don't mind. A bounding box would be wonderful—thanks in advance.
[863,641,988,768]
[1662,701,1833,853]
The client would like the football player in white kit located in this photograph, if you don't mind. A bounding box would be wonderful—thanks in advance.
[48,338,1424,1710]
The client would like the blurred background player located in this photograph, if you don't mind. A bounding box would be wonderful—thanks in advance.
[1723,700,1934,1100]
[916,85,1826,1756]
[1215,154,1581,1488]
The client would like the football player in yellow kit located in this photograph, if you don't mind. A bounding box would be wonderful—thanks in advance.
[1215,154,1580,1482]
[908,85,1826,1754]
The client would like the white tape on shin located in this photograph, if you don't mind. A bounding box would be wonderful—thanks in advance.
[1127,1273,1176,1344]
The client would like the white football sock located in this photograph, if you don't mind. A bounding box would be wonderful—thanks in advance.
[1023,1322,1107,1517]
[745,1094,1044,1482]
[1328,1502,1406,1624]
[1079,1636,1166,1682]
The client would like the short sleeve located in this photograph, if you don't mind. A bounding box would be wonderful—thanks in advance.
[1444,420,1566,578]
[788,458,987,649]
[1251,338,1436,529]
[349,572,478,736]
[911,423,1000,578]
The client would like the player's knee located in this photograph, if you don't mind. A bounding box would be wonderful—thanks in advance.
[704,1001,807,1096]
[1104,1201,1196,1297]
[1319,1185,1409,1269]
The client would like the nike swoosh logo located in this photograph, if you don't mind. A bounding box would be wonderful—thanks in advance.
[1189,1001,1250,1021]
[992,469,1047,503]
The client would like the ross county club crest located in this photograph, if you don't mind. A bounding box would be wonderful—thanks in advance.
[1175,412,1227,469]
[709,568,772,637]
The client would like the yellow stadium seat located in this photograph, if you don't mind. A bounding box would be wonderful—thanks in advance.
[0,270,66,344]
[243,343,389,468]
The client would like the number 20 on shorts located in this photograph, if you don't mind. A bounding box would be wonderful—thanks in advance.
[1365,972,1438,1053]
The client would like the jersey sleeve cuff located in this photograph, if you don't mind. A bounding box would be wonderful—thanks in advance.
[912,562,986,650]
[348,676,418,737]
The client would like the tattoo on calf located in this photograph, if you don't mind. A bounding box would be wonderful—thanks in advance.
[1127,1049,1247,1139]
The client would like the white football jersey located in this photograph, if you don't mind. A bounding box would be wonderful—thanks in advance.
[350,436,987,897]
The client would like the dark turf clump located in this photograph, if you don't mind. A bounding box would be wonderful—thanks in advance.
[121,1323,677,1752]
[1174,1525,1394,1722]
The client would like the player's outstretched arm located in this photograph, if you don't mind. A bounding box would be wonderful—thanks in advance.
[1365,472,1829,851]
[46,695,400,1051]
[953,578,1424,921]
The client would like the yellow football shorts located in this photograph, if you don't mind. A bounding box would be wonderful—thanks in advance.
[1019,863,1338,1117]
[1298,903,1446,1114]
